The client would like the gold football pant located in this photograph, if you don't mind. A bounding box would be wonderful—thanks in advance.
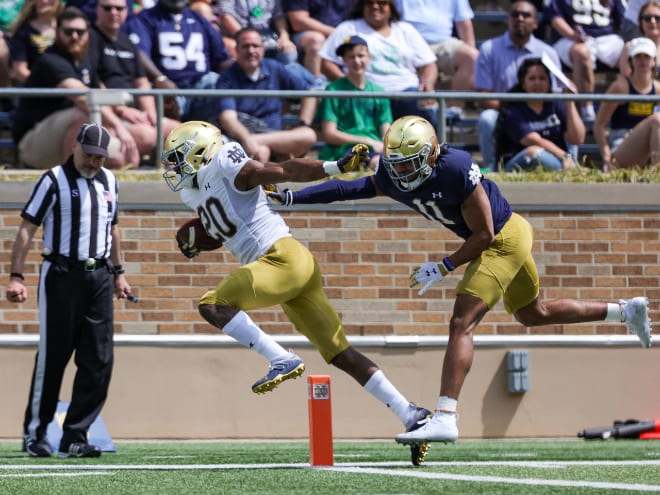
[199,236,350,363]
[456,212,540,313]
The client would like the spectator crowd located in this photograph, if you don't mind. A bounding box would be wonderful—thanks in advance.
[0,0,657,171]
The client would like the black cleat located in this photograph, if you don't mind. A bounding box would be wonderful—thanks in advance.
[404,404,432,466]
[58,442,102,458]
[25,438,53,458]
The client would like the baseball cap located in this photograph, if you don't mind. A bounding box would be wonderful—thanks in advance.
[335,35,368,57]
[629,37,657,58]
[76,123,111,157]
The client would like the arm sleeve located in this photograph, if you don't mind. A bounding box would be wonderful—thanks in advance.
[291,176,377,204]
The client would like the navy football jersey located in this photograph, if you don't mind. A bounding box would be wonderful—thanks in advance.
[374,147,512,240]
[545,0,625,40]
[125,3,229,84]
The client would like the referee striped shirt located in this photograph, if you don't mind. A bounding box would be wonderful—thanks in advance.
[21,157,119,261]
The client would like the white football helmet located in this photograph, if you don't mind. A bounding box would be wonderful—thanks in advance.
[383,116,441,191]
[161,121,222,191]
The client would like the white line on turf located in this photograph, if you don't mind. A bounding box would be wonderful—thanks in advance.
[327,467,660,492]
[2,461,660,491]
[0,472,111,479]
[3,460,660,470]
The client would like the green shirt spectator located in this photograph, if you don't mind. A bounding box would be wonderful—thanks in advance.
[317,35,391,165]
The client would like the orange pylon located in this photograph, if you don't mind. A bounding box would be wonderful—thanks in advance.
[307,375,333,466]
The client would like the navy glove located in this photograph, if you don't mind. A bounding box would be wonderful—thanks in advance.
[323,143,370,176]
[263,184,294,206]
[336,143,370,173]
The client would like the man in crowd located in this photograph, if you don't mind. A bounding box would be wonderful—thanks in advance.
[474,0,561,171]
[124,0,232,123]
[284,0,354,88]
[216,28,317,162]
[89,0,180,164]
[13,6,140,169]
[395,0,478,120]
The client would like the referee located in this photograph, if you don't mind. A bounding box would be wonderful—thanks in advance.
[5,123,132,458]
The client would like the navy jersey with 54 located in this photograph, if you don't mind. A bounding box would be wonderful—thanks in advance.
[374,148,512,240]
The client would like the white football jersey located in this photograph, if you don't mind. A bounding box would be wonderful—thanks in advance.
[180,141,291,265]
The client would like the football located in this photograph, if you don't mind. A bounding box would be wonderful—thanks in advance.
[176,217,224,252]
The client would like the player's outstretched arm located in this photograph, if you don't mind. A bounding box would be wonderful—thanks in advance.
[239,145,370,189]
[265,176,378,206]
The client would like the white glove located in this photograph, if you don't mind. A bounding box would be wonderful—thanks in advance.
[410,260,451,296]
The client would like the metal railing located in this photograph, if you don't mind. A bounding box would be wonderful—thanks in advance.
[1,87,658,168]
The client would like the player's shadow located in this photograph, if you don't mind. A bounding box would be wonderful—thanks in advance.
[481,355,524,437]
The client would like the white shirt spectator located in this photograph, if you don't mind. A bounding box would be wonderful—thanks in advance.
[319,18,436,91]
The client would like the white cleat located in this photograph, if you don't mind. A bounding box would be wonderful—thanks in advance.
[621,297,652,349]
[395,411,459,444]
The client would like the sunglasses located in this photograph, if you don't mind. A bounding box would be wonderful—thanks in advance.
[641,14,660,22]
[100,4,126,11]
[509,10,534,19]
[61,27,88,37]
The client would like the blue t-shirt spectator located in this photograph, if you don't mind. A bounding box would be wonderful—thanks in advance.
[497,100,568,163]
[216,57,310,130]
[283,0,352,29]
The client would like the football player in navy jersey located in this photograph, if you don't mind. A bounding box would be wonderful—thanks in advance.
[266,115,652,445]
[123,0,232,122]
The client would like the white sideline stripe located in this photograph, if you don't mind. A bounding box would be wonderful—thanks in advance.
[328,466,660,492]
[0,472,111,479]
[4,460,660,470]
[3,461,660,491]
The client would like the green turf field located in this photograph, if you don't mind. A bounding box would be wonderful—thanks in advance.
[2,439,660,494]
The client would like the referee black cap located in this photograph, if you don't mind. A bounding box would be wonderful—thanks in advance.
[77,123,111,157]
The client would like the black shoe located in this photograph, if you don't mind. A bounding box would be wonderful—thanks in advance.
[25,438,53,458]
[58,442,102,458]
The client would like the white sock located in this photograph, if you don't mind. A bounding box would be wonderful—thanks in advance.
[605,302,624,322]
[437,396,458,413]
[363,370,411,424]
[222,311,289,362]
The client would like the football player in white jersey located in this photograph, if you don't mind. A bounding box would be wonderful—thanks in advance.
[161,120,433,466]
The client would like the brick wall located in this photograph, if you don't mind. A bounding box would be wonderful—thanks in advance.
[1,181,658,338]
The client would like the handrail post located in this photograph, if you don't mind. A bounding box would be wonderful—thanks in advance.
[437,96,446,144]
[155,93,164,170]
[86,89,133,125]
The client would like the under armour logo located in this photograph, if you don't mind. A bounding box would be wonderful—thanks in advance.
[204,183,211,191]
[432,192,442,199]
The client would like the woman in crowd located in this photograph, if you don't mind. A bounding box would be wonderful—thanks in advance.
[7,0,63,85]
[495,57,585,172]
[318,0,439,128]
[594,37,659,171]
[620,1,660,77]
